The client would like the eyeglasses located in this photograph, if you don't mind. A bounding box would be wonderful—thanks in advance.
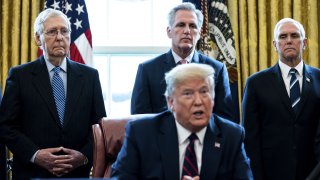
[44,28,70,37]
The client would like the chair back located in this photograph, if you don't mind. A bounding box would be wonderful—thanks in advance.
[91,114,156,177]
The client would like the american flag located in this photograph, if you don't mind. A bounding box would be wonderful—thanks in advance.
[41,0,93,66]
[183,0,237,83]
[208,0,236,80]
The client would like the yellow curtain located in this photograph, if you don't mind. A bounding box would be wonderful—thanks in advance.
[0,0,44,92]
[228,0,319,116]
[0,0,44,177]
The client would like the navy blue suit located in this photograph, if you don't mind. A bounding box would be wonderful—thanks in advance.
[0,56,106,179]
[242,64,320,180]
[131,50,236,123]
[111,111,253,180]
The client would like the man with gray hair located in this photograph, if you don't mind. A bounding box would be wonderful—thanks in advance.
[131,2,236,123]
[242,18,320,180]
[0,8,106,178]
[112,63,252,180]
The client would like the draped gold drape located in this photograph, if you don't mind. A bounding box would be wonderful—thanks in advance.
[228,0,320,113]
[0,1,45,178]
[0,0,44,91]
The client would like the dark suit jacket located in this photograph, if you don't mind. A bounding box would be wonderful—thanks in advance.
[131,50,236,123]
[0,56,106,179]
[242,63,320,180]
[111,111,253,180]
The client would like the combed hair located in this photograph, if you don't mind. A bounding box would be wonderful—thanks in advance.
[34,8,71,37]
[167,2,204,29]
[273,18,306,41]
[164,63,215,98]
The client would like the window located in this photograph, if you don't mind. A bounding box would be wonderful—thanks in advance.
[86,0,180,116]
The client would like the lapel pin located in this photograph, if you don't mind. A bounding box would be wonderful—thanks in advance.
[214,142,220,148]
[306,77,310,82]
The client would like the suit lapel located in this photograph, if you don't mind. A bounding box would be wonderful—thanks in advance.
[191,51,200,63]
[159,51,177,100]
[32,57,60,125]
[164,50,177,71]
[200,116,222,179]
[270,64,296,116]
[157,113,180,180]
[63,59,84,128]
[295,65,312,117]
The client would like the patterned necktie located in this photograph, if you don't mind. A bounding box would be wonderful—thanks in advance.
[178,59,187,65]
[182,133,199,178]
[289,68,300,112]
[52,67,65,126]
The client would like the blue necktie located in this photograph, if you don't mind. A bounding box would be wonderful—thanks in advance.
[182,133,199,178]
[289,68,300,112]
[52,67,65,126]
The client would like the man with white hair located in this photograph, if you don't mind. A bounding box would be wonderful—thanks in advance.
[242,18,320,180]
[0,8,106,178]
[112,63,252,180]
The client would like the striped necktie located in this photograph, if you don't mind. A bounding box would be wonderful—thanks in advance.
[182,133,199,178]
[289,68,300,112]
[52,67,65,126]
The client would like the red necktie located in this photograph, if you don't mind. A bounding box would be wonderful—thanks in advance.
[182,133,199,178]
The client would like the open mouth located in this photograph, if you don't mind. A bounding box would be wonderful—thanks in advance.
[193,110,204,116]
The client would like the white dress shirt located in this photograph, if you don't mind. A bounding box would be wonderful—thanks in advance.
[175,120,207,178]
[45,57,67,96]
[172,50,194,64]
[278,60,303,96]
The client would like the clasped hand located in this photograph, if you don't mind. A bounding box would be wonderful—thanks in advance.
[34,146,86,177]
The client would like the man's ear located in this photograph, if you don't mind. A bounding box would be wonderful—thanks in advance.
[166,96,174,111]
[167,26,172,39]
[272,40,277,51]
[303,38,308,50]
[35,34,41,46]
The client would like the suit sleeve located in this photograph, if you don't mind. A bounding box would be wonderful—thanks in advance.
[80,69,106,165]
[0,68,39,163]
[131,63,152,114]
[91,70,107,122]
[213,64,236,123]
[315,117,320,161]
[111,122,139,180]
[242,78,264,180]
[233,126,254,179]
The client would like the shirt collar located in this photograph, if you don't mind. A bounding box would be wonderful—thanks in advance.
[171,50,194,64]
[175,120,207,145]
[44,57,67,73]
[278,59,303,78]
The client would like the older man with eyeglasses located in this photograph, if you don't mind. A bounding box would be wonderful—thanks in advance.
[0,8,106,179]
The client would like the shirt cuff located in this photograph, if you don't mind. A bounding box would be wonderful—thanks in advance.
[30,150,39,163]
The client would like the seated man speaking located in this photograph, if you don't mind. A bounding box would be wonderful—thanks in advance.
[111,64,253,180]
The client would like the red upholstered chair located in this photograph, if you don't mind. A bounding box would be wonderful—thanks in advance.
[91,114,156,178]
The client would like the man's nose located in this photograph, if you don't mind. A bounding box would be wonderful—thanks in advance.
[286,36,293,43]
[56,32,64,40]
[194,93,203,105]
[183,26,191,34]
